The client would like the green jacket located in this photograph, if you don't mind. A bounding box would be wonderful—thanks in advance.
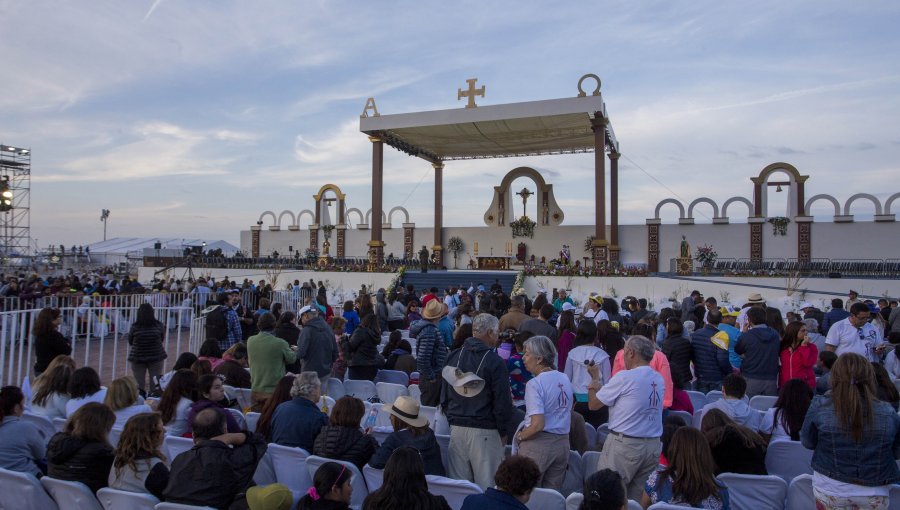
[247,330,296,393]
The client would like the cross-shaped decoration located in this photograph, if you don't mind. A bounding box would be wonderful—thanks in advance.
[457,78,485,109]
[516,187,533,217]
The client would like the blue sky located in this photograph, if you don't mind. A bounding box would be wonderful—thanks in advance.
[2,1,899,247]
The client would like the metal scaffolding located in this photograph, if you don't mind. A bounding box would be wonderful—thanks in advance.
[0,144,31,260]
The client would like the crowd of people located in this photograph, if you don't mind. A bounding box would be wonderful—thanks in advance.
[2,281,900,510]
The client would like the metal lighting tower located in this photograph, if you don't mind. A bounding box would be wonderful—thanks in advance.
[0,144,31,261]
[100,208,110,241]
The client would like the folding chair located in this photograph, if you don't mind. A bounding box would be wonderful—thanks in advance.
[717,472,787,510]
[165,435,195,460]
[749,395,778,411]
[317,396,336,416]
[582,450,602,482]
[21,411,57,441]
[362,464,384,492]
[0,467,58,510]
[305,455,368,509]
[565,492,583,510]
[267,443,313,502]
[425,474,482,509]
[155,503,217,510]
[667,410,693,426]
[97,487,159,510]
[786,474,813,510]
[705,390,724,402]
[375,382,409,404]
[560,450,583,496]
[526,487,566,510]
[225,408,246,430]
[685,390,708,411]
[765,439,813,484]
[324,378,346,399]
[584,422,597,448]
[244,411,261,432]
[435,433,451,472]
[40,477,103,510]
[343,380,377,401]
[375,369,409,386]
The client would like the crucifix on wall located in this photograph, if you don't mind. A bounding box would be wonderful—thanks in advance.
[516,187,533,218]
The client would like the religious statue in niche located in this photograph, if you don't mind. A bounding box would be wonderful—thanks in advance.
[676,235,693,276]
[542,193,550,225]
[559,245,571,266]
[680,235,692,259]
[498,194,505,226]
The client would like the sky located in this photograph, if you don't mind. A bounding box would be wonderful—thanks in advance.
[1,0,899,249]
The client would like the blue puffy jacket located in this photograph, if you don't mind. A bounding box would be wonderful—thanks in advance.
[691,325,731,386]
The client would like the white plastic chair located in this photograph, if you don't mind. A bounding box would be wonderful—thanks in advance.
[706,390,724,402]
[376,382,409,404]
[648,503,691,509]
[716,472,787,510]
[667,410,693,426]
[165,435,195,460]
[749,395,778,411]
[375,369,409,386]
[343,380,377,401]
[560,450,583,496]
[21,411,57,441]
[888,484,900,510]
[435,433,451,472]
[317,396,336,416]
[97,487,160,510]
[526,487,566,510]
[325,378,346,399]
[565,492,583,510]
[584,422,597,447]
[582,450,602,482]
[108,426,124,448]
[418,405,437,427]
[53,417,67,432]
[596,423,609,444]
[306,456,368,509]
[408,384,421,403]
[627,501,643,510]
[225,408,247,430]
[786,474,813,510]
[692,409,704,429]
[0,467,59,510]
[267,443,313,502]
[764,439,813,483]
[685,390,708,411]
[425,474,482,509]
[410,371,420,381]
[433,408,450,434]
[245,412,261,432]
[41,476,103,510]
[155,503,216,510]
[362,464,384,492]
[223,385,253,411]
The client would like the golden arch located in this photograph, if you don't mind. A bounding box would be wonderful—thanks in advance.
[312,183,346,225]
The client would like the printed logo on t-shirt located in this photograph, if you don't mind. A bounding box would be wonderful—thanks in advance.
[648,381,661,409]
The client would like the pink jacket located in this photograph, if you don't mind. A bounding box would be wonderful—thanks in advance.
[779,344,818,390]
[612,349,674,408]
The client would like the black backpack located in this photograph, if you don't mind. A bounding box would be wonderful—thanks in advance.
[204,305,228,341]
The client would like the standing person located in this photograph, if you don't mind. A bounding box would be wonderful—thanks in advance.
[499,295,530,332]
[661,318,693,390]
[247,313,297,411]
[691,311,731,394]
[552,289,574,314]
[32,307,71,377]
[823,298,851,335]
[519,304,558,343]
[802,353,900,509]
[586,335,664,501]
[387,291,406,331]
[515,336,573,490]
[411,300,449,407]
[126,303,167,394]
[347,314,382,381]
[296,306,339,381]
[342,301,360,337]
[779,321,818,390]
[441,313,512,490]
[564,320,611,427]
[681,290,703,323]
[825,302,885,362]
[734,307,781,397]
[844,290,862,311]
[0,386,46,478]
[556,310,577,371]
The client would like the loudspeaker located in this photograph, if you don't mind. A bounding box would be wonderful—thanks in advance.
[828,272,842,278]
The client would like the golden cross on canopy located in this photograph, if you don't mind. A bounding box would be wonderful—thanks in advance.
[457,78,485,109]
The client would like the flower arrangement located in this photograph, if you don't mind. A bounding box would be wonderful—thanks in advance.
[767,217,790,236]
[511,270,525,296]
[386,265,405,296]
[510,216,536,238]
[695,244,718,268]
[304,247,319,260]
[584,235,595,253]
[321,224,335,239]
[522,263,648,277]
[447,236,464,268]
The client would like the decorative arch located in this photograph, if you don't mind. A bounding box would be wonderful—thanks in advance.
[843,193,883,216]
[364,208,387,225]
[257,211,277,226]
[277,210,295,228]
[721,197,754,218]
[388,206,410,225]
[296,209,315,228]
[653,198,686,220]
[805,194,841,216]
[346,208,364,226]
[750,162,809,218]
[752,162,805,184]
[312,183,346,225]
[687,198,720,219]
[483,166,564,227]
[884,192,900,215]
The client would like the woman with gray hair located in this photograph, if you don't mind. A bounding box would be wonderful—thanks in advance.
[269,372,328,452]
[803,318,826,354]
[514,335,574,490]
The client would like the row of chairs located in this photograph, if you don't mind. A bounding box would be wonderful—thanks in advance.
[684,390,778,413]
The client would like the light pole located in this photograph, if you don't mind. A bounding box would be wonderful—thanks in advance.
[100,209,110,241]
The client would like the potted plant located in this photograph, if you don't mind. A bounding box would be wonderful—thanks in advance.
[447,236,464,269]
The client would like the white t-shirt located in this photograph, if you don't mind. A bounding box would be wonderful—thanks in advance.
[165,397,193,437]
[584,309,610,325]
[65,388,108,417]
[30,392,70,419]
[825,319,883,361]
[885,350,900,380]
[564,345,611,394]
[759,407,790,440]
[596,365,664,438]
[524,370,573,435]
[113,404,153,429]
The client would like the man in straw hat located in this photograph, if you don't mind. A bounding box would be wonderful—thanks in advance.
[441,313,512,489]
[370,395,445,475]
[410,299,449,407]
[736,292,767,330]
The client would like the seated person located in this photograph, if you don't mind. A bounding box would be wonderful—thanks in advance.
[760,378,812,441]
[369,396,444,475]
[104,376,152,429]
[0,386,46,477]
[108,412,169,499]
[30,356,75,419]
[163,408,267,509]
[296,461,353,510]
[270,372,328,452]
[313,396,377,470]
[581,469,628,510]
[460,455,541,510]
[701,408,768,476]
[700,373,762,432]
[65,367,108,417]
[158,353,198,391]
[215,344,252,389]
[362,447,450,510]
[47,402,116,493]
[187,374,241,434]
[642,427,730,509]
[197,340,225,370]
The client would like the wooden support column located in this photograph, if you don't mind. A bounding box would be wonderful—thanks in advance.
[367,136,385,265]
[646,219,660,273]
[336,225,346,258]
[250,225,261,258]
[432,162,444,268]
[590,114,609,267]
[609,151,621,265]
